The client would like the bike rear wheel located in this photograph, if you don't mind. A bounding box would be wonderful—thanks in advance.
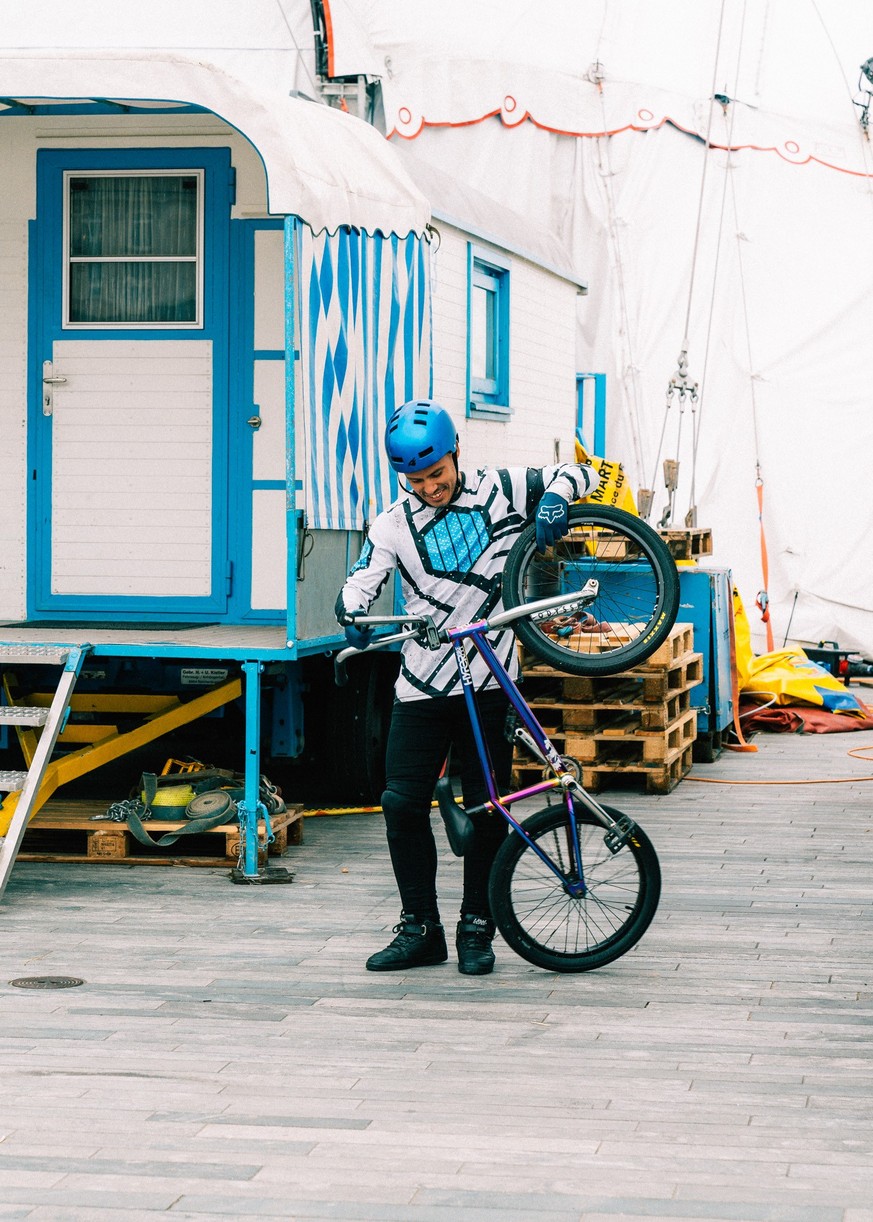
[502,504,680,676]
[489,802,660,973]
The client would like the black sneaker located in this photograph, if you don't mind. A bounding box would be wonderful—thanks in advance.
[365,913,448,972]
[456,913,496,975]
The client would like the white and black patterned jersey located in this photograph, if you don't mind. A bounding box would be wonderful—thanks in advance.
[335,463,599,702]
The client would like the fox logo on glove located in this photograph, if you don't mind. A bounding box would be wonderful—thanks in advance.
[534,492,570,552]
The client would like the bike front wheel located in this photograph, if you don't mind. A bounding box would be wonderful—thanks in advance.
[502,503,680,676]
[489,802,661,973]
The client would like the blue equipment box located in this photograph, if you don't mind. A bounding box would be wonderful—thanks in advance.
[677,566,735,761]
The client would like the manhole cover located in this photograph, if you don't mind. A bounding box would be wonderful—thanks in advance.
[9,976,85,989]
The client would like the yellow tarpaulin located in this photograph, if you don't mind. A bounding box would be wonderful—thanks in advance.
[733,588,866,715]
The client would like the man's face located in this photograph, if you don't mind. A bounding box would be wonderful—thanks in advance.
[406,451,459,508]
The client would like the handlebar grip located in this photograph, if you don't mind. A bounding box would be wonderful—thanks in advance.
[332,628,423,688]
[334,652,351,687]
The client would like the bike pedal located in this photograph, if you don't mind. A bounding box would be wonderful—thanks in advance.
[603,815,636,854]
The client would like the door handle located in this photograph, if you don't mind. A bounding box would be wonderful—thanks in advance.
[247,415,262,430]
[42,360,67,416]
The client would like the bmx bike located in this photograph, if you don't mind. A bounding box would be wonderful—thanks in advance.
[335,503,680,973]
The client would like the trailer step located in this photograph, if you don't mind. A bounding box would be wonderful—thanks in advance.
[0,644,88,900]
[0,644,71,666]
[0,771,29,792]
[0,706,50,727]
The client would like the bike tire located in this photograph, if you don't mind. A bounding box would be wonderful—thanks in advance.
[489,802,660,973]
[502,504,680,676]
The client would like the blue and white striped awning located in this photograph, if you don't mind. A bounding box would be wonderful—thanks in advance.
[299,226,432,531]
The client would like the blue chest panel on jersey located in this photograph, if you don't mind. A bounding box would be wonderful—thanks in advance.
[422,509,490,573]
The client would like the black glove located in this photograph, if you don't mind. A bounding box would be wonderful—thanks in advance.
[344,622,373,649]
[535,492,569,552]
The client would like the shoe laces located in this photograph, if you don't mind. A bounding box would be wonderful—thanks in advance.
[391,914,436,942]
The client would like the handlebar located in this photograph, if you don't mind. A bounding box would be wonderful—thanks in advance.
[333,581,598,687]
[334,617,440,687]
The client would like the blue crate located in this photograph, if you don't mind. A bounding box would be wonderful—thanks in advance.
[677,567,735,759]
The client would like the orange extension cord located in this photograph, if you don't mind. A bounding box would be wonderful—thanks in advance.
[687,742,873,785]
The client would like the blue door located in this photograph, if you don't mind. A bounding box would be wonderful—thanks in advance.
[30,148,234,621]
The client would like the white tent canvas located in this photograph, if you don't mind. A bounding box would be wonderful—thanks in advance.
[326,0,873,658]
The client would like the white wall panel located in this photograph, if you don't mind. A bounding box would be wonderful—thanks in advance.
[252,362,285,481]
[0,121,32,619]
[251,489,286,610]
[50,339,213,596]
[253,228,285,350]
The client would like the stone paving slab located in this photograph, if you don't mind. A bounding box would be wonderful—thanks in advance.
[0,730,871,1219]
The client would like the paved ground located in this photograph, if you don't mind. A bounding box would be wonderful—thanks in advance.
[0,727,872,1221]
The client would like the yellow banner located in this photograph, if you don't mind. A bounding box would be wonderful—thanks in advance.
[574,441,638,514]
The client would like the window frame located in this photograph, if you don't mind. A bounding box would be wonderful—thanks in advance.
[466,244,510,419]
[62,168,205,330]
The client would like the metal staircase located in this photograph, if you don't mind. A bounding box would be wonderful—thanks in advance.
[0,642,246,901]
[0,643,88,901]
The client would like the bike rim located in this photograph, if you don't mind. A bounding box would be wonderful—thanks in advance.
[505,817,647,960]
[517,516,668,665]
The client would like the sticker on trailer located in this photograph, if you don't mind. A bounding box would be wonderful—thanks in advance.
[180,668,230,686]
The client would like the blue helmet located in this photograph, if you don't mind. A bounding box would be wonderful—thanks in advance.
[384,400,458,474]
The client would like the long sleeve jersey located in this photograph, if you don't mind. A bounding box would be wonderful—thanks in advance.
[335,462,599,702]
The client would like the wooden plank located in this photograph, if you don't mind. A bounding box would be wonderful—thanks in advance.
[636,623,695,667]
[1,727,871,1215]
[558,653,703,707]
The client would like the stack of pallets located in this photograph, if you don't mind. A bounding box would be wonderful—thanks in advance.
[513,623,702,795]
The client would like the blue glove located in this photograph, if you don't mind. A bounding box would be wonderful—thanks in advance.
[344,622,373,649]
[535,491,569,552]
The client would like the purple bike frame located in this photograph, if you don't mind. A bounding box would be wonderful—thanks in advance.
[445,619,591,895]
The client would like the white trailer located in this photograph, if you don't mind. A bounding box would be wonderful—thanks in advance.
[0,7,434,890]
[0,5,587,894]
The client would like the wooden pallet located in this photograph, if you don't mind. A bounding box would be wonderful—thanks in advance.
[566,707,697,766]
[657,528,713,560]
[562,652,702,706]
[582,742,694,795]
[513,739,695,796]
[510,762,553,789]
[522,654,703,735]
[522,622,695,675]
[638,623,695,667]
[558,685,693,733]
[17,799,304,867]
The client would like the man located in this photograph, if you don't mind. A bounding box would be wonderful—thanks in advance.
[335,399,599,975]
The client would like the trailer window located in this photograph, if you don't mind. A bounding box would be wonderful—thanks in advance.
[64,171,203,327]
[468,246,510,417]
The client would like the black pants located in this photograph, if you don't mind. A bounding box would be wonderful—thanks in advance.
[380,688,513,922]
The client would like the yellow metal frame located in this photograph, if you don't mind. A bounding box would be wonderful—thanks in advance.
[0,678,242,836]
